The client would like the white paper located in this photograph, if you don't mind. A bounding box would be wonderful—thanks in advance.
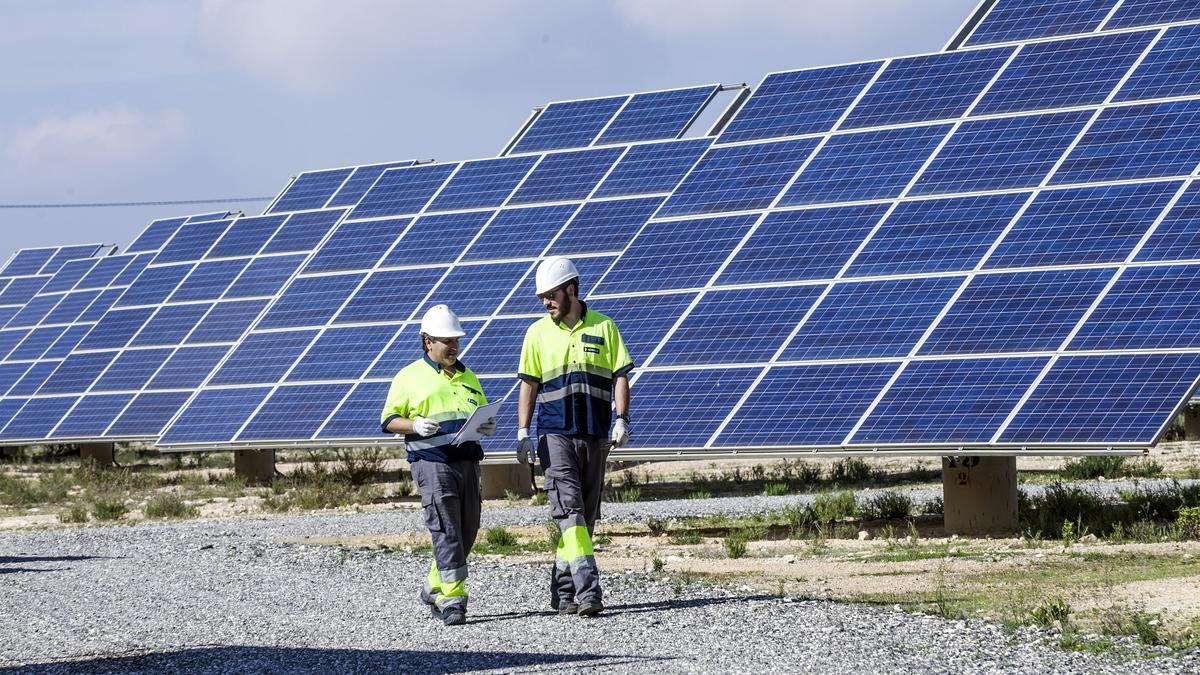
[451,401,503,445]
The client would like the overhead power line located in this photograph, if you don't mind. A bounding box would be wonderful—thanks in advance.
[0,196,274,209]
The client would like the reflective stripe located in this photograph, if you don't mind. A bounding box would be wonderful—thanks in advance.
[542,362,614,383]
[440,563,469,583]
[405,433,457,452]
[539,382,613,404]
[556,523,595,563]
[558,513,587,532]
[427,560,468,607]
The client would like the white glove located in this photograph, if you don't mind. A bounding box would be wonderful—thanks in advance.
[478,417,497,437]
[516,427,535,464]
[610,417,630,448]
[412,416,440,437]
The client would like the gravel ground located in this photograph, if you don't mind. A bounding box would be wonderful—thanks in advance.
[3,483,1199,673]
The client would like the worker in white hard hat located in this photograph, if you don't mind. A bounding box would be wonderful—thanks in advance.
[380,304,495,627]
[515,256,633,617]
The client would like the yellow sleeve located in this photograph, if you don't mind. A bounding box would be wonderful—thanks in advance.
[608,320,633,377]
[518,323,542,383]
[380,371,412,428]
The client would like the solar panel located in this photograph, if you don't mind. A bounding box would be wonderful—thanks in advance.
[963,0,1119,47]
[594,85,719,145]
[509,96,628,154]
[1116,25,1200,102]
[1106,0,1200,30]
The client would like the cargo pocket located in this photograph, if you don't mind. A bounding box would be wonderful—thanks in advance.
[542,477,568,519]
[421,493,444,533]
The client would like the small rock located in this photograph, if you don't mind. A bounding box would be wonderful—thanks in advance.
[1080,534,1097,543]
[857,530,871,541]
[198,543,214,550]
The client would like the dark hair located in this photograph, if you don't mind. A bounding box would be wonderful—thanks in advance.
[564,277,580,298]
[420,333,429,354]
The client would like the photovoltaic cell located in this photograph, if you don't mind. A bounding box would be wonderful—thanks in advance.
[187,300,269,343]
[964,0,1119,47]
[594,214,759,294]
[1117,25,1200,103]
[659,138,821,218]
[778,124,951,206]
[1053,100,1200,185]
[548,197,663,256]
[52,394,133,438]
[303,218,411,274]
[147,346,229,389]
[593,293,697,367]
[459,317,530,375]
[257,274,365,329]
[921,268,1115,354]
[718,62,882,144]
[157,387,272,445]
[510,96,628,154]
[592,139,710,198]
[1106,0,1200,29]
[463,204,577,261]
[595,86,717,145]
[380,212,493,267]
[335,267,444,324]
[318,381,390,439]
[211,331,319,386]
[350,163,457,220]
[328,161,417,208]
[509,147,624,205]
[841,47,1014,130]
[628,368,760,448]
[422,262,531,317]
[206,215,287,259]
[975,31,1155,115]
[107,392,193,437]
[1070,265,1200,351]
[261,210,343,254]
[154,220,230,264]
[1136,183,1200,262]
[238,383,353,440]
[427,155,538,212]
[287,324,401,382]
[269,168,354,213]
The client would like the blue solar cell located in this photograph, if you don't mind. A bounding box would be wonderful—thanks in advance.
[1,397,77,440]
[719,62,883,143]
[146,345,229,389]
[464,204,577,261]
[157,387,273,444]
[107,391,193,437]
[43,324,89,359]
[628,368,760,448]
[427,156,538,211]
[78,289,122,323]
[500,255,616,315]
[842,47,1014,129]
[1107,0,1200,29]
[287,324,400,382]
[39,351,116,394]
[335,267,445,324]
[366,323,420,378]
[206,215,287,259]
[9,295,62,328]
[112,254,153,287]
[380,211,493,267]
[186,299,268,344]
[303,218,410,274]
[185,212,231,223]
[269,167,354,213]
[782,276,963,360]
[44,245,102,274]
[76,308,154,351]
[853,356,1048,444]
[659,138,821,218]
[41,259,98,293]
[8,361,59,395]
[965,0,1119,46]
[258,274,365,329]
[717,362,899,447]
[170,259,249,302]
[1,248,57,276]
[548,198,663,256]
[0,306,16,329]
[210,331,318,386]
[913,110,1092,196]
[977,31,1154,116]
[0,277,47,305]
[654,286,824,366]
[238,383,353,441]
[1071,265,1200,350]
[423,262,530,317]
[77,254,134,290]
[592,139,711,198]
[1137,184,1200,262]
[596,86,717,145]
[511,96,628,154]
[8,327,63,361]
[0,363,28,396]
[847,193,1027,277]
[1118,25,1200,103]
[779,124,951,206]
[460,317,532,375]
[51,394,134,438]
[92,348,173,392]
[318,381,391,439]
[115,265,191,308]
[225,255,305,298]
[328,161,416,208]
[1054,100,1200,185]
[595,214,759,294]
[999,353,1200,444]
[262,210,344,254]
[127,218,187,253]
[591,293,696,366]
[350,163,457,220]
[154,221,230,264]
[509,147,624,205]
[986,181,1180,268]
[130,303,210,347]
[922,268,1115,355]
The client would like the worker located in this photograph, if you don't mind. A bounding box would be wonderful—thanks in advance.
[380,304,495,627]
[515,256,633,617]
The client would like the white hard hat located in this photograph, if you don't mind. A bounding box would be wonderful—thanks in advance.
[535,256,579,296]
[419,304,465,338]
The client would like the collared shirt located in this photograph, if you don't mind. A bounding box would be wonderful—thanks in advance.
[380,355,488,463]
[518,302,633,437]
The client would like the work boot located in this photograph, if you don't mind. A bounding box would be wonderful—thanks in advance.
[577,599,604,617]
[428,604,442,620]
[442,608,466,626]
[558,601,579,615]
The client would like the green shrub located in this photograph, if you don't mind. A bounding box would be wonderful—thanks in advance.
[1177,506,1200,539]
[58,505,89,524]
[144,494,199,520]
[688,490,713,500]
[485,527,517,548]
[261,494,292,513]
[1031,596,1072,627]
[1019,484,1110,539]
[780,503,816,535]
[606,486,641,503]
[92,498,128,521]
[861,491,913,520]
[652,556,665,572]
[1061,456,1125,480]
[828,458,872,485]
[724,535,748,559]
[813,491,857,522]
[762,482,790,497]
[669,532,703,545]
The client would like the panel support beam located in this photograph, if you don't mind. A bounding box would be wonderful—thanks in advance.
[79,442,115,467]
[481,463,533,500]
[234,449,276,486]
[941,455,1017,536]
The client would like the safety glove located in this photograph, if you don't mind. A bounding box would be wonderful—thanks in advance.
[478,417,497,437]
[412,416,440,437]
[516,427,535,464]
[610,416,630,448]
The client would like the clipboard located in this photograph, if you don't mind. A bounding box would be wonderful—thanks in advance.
[451,401,502,445]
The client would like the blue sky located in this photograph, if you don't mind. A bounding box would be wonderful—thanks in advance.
[0,0,980,253]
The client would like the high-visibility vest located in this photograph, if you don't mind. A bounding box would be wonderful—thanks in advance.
[381,355,488,462]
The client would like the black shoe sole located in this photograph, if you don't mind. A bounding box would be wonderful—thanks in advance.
[577,603,604,616]
[443,612,466,626]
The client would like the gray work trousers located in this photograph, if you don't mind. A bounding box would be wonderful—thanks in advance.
[538,434,608,606]
[411,459,481,611]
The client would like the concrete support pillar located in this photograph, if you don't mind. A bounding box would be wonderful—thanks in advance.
[1183,405,1200,441]
[234,449,275,485]
[481,463,533,500]
[942,456,1018,536]
[79,442,115,467]
[0,446,19,461]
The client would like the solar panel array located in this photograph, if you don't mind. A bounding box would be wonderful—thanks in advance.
[7,1,1200,456]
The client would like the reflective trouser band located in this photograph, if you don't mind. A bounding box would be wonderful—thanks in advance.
[426,560,468,607]
[556,514,594,564]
